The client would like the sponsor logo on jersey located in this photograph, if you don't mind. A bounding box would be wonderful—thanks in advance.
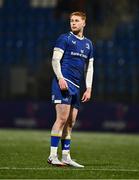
[71,51,87,59]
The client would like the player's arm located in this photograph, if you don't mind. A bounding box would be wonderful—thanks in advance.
[82,58,94,102]
[52,48,68,90]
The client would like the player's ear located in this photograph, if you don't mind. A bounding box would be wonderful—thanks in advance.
[83,19,86,27]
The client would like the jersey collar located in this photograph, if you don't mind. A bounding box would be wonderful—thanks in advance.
[70,31,84,40]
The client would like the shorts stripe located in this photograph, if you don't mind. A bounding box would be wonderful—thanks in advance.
[64,78,80,88]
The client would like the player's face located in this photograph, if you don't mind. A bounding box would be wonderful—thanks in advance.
[70,15,85,34]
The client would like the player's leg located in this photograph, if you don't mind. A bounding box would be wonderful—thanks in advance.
[48,103,71,166]
[61,107,77,163]
[61,107,84,167]
[61,107,78,154]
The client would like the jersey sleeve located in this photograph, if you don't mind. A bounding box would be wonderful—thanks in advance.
[54,34,67,52]
[88,41,94,60]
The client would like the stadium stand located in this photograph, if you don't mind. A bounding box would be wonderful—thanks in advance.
[0,0,139,102]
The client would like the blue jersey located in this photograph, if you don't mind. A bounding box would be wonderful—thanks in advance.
[54,32,94,87]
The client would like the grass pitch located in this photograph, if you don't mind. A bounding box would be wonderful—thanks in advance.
[0,129,139,179]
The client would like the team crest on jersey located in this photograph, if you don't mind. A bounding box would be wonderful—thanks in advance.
[86,43,90,49]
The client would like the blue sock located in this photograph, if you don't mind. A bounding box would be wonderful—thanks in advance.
[61,139,71,150]
[51,136,61,147]
[50,130,62,156]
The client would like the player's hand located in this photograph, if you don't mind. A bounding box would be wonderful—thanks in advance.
[81,88,92,102]
[58,78,68,90]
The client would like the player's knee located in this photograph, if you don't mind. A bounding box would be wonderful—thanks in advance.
[57,117,67,126]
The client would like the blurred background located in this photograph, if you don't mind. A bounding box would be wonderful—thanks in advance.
[0,0,139,132]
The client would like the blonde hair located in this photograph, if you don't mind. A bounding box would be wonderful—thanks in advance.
[70,11,86,22]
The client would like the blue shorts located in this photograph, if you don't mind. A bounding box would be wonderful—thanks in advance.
[51,78,80,109]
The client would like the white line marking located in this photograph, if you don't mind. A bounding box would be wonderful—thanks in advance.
[0,167,139,172]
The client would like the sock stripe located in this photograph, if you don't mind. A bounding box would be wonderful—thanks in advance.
[51,134,61,137]
[51,130,62,137]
